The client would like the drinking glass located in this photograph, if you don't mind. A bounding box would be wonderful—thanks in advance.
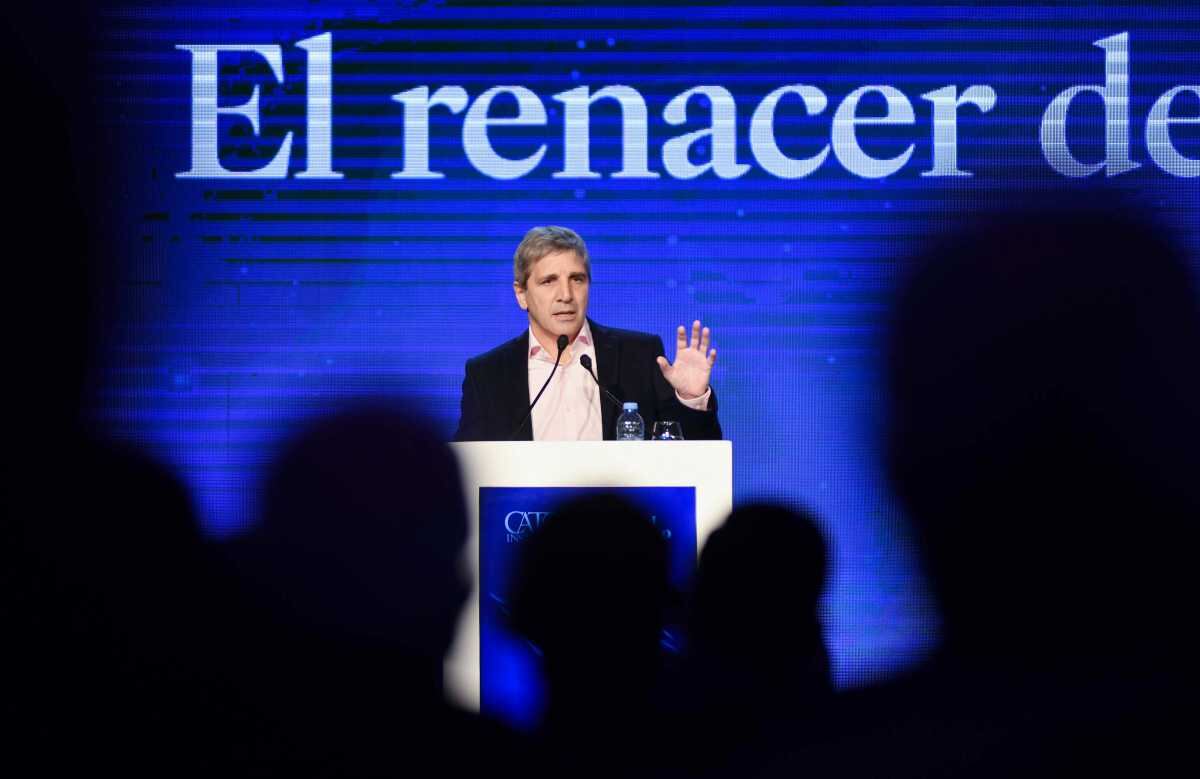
[652,421,684,440]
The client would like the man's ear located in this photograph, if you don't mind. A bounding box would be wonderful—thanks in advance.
[513,281,528,310]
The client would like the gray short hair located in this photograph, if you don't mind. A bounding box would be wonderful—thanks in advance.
[513,226,590,287]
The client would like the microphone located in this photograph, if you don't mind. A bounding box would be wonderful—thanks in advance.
[579,354,624,409]
[510,334,569,440]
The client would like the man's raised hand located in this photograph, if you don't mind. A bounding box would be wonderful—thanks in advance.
[656,320,716,400]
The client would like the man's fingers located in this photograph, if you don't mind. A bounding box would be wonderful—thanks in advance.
[656,355,671,376]
[690,320,702,349]
[700,326,711,354]
[676,325,687,353]
[708,348,717,367]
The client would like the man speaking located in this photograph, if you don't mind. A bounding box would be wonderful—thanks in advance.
[454,226,722,442]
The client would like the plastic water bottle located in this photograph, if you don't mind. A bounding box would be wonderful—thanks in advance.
[615,402,645,441]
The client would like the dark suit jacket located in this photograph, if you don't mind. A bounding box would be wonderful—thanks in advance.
[454,320,722,442]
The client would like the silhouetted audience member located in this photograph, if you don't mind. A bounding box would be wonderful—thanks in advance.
[508,494,672,779]
[777,202,1200,777]
[10,439,241,778]
[222,404,519,777]
[684,503,831,776]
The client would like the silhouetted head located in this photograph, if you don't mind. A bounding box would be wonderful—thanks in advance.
[13,439,228,657]
[235,403,469,660]
[508,493,669,681]
[12,439,238,775]
[690,503,830,689]
[886,203,1200,662]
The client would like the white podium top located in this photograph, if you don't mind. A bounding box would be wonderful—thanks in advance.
[451,440,731,526]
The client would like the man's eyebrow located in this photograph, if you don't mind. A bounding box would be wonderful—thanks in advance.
[538,272,558,282]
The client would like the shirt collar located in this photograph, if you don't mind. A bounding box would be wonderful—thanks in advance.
[529,320,593,361]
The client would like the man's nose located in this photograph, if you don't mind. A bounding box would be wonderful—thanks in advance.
[556,281,573,301]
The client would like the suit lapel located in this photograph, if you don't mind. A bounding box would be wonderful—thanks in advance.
[590,319,620,441]
[504,329,533,440]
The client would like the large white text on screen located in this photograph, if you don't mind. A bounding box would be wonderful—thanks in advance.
[176,33,1199,181]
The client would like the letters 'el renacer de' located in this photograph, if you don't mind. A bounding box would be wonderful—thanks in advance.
[177,32,1199,182]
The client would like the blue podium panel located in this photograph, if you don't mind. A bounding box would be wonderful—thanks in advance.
[478,486,696,729]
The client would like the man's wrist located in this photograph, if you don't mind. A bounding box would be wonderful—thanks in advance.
[676,387,711,411]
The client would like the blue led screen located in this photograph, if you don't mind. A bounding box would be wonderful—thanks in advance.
[90,2,1200,686]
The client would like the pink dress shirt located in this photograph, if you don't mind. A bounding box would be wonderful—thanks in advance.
[527,321,710,441]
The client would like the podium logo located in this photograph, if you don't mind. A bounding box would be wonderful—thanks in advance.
[504,510,551,543]
[500,507,674,543]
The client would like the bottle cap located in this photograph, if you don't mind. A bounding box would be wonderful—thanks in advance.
[622,402,638,412]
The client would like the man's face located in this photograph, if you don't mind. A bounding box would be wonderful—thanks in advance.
[514,250,590,346]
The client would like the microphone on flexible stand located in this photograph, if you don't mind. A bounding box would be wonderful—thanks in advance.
[510,334,569,440]
[579,354,624,409]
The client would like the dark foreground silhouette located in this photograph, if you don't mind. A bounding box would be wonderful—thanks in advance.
[508,494,674,779]
[772,203,1200,777]
[9,439,244,777]
[221,404,521,777]
[11,404,529,777]
[684,503,832,777]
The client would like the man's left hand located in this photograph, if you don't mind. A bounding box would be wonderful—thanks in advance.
[657,320,717,400]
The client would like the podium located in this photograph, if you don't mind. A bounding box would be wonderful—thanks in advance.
[444,440,733,720]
